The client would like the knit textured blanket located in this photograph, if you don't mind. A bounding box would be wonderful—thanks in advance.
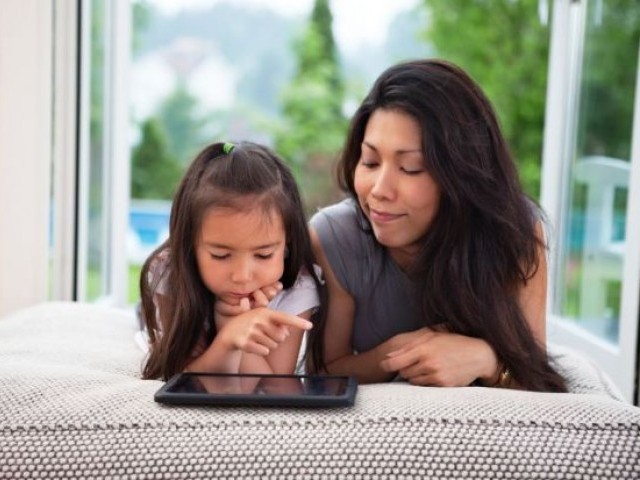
[1,302,638,479]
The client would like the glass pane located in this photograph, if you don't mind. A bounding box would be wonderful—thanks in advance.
[555,0,640,343]
[85,0,110,301]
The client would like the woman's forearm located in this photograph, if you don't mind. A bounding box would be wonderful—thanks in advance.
[325,337,406,383]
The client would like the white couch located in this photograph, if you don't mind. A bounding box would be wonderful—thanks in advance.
[1,302,638,479]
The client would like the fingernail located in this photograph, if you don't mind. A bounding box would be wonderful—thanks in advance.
[276,282,283,290]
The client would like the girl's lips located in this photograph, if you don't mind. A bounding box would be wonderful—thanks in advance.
[225,292,251,299]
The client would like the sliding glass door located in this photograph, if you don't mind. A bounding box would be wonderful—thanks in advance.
[75,0,131,305]
[541,0,640,402]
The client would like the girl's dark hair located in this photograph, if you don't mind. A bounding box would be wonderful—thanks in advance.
[335,59,566,392]
[140,141,326,380]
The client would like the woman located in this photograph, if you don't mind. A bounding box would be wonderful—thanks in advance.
[308,59,566,392]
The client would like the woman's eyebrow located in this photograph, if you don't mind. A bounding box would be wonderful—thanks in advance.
[362,140,421,156]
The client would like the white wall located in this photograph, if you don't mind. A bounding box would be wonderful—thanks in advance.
[0,1,53,317]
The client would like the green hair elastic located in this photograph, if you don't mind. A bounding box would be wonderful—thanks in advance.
[222,142,235,154]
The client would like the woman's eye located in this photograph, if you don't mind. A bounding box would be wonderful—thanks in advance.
[210,253,229,260]
[359,159,379,168]
[401,167,425,175]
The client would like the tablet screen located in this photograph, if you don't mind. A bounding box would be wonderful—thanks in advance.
[171,373,348,396]
[155,372,357,407]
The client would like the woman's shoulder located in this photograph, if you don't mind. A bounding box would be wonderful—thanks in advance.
[311,197,360,223]
[310,197,368,240]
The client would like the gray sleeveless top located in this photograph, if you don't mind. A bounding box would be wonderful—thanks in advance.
[310,198,427,353]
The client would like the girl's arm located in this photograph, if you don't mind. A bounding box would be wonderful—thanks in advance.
[238,309,311,375]
[185,308,312,375]
[213,283,312,375]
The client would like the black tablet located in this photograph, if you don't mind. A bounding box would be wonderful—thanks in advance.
[154,372,358,408]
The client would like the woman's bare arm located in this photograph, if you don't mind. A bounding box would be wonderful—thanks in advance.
[517,220,548,347]
[310,227,400,383]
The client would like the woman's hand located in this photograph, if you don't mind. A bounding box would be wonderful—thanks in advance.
[380,330,499,387]
[217,307,312,357]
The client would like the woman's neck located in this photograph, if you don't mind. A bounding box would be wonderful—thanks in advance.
[387,246,418,273]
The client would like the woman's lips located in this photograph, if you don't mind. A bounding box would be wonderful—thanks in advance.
[369,208,403,223]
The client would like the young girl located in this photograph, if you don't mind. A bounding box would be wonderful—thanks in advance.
[139,141,324,381]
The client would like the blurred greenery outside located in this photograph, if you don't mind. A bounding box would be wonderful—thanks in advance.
[81,0,638,306]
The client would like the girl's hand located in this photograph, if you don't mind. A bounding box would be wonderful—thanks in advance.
[215,281,283,329]
[217,307,312,357]
[380,331,499,387]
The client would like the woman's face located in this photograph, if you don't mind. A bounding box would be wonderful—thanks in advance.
[354,108,441,265]
[194,205,286,305]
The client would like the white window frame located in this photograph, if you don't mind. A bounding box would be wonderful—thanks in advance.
[75,0,131,306]
[52,0,80,302]
[541,0,640,403]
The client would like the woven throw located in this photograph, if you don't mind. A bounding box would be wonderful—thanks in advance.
[1,302,638,479]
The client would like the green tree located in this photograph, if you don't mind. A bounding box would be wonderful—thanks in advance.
[130,118,182,199]
[423,0,549,198]
[577,0,640,161]
[157,81,213,165]
[276,0,348,212]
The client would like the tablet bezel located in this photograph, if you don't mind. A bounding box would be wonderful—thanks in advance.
[154,372,358,408]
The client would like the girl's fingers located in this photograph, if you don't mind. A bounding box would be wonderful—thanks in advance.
[243,342,270,357]
[239,297,251,311]
[253,333,279,351]
[259,321,290,343]
[271,311,313,331]
[215,301,243,316]
[251,289,270,307]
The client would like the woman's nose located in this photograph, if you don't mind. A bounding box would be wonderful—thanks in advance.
[370,165,395,200]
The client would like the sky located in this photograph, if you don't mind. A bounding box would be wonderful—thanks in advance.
[148,0,420,54]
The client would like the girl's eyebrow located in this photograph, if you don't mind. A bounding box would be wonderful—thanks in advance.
[203,241,281,250]
[361,141,421,156]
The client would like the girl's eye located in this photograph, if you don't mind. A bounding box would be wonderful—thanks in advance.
[210,253,229,260]
[256,253,274,260]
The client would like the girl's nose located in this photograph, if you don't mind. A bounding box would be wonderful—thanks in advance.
[230,259,252,284]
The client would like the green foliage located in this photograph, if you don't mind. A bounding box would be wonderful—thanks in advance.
[577,0,640,160]
[157,81,214,165]
[132,1,152,55]
[423,0,549,198]
[130,118,182,199]
[276,0,348,212]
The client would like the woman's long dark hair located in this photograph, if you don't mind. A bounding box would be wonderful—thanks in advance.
[336,59,566,392]
[140,141,326,380]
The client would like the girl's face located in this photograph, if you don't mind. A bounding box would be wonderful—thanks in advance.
[195,206,286,304]
[354,108,441,267]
